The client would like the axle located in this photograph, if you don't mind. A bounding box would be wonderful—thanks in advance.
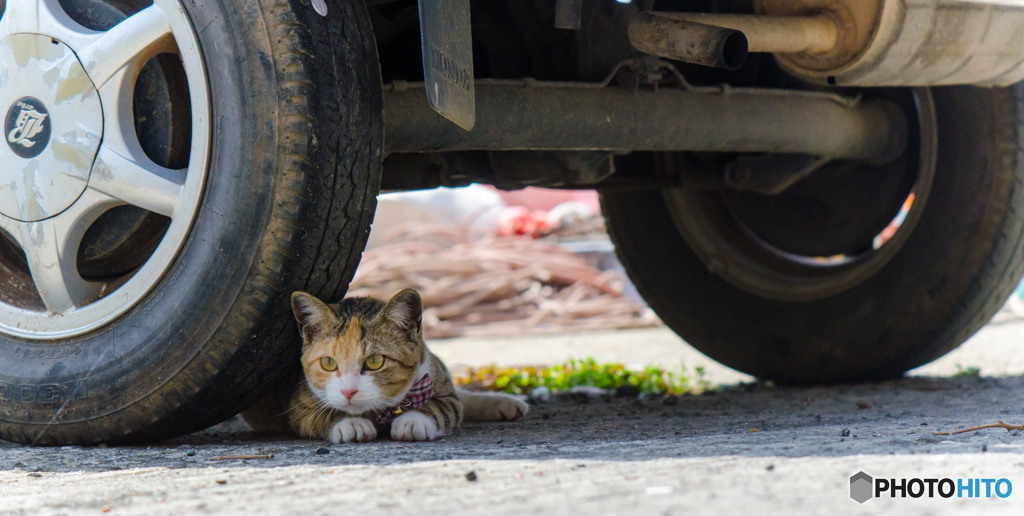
[384,81,905,162]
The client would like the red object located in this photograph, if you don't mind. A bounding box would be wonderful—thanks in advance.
[372,373,434,424]
[497,206,551,238]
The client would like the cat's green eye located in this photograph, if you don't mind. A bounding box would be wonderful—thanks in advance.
[364,354,385,371]
[320,356,338,371]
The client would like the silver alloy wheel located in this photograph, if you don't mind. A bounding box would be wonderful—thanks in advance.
[0,0,209,338]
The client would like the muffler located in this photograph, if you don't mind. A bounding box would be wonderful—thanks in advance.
[629,0,1024,87]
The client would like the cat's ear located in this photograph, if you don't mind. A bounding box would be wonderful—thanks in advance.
[382,289,423,336]
[291,291,336,341]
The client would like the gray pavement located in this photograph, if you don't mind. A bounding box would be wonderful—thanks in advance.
[4,316,1024,515]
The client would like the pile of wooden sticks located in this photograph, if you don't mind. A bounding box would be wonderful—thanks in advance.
[348,224,658,338]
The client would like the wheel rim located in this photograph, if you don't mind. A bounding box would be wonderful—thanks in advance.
[663,89,937,301]
[0,0,210,338]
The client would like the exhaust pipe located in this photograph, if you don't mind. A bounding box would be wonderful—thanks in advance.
[627,13,748,70]
[628,12,839,70]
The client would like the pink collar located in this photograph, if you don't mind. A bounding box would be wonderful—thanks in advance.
[372,373,433,424]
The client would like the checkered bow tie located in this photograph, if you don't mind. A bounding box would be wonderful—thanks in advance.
[372,373,433,424]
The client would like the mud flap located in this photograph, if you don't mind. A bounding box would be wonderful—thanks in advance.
[418,0,475,130]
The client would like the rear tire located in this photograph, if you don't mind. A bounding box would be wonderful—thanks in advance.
[602,84,1024,383]
[0,0,381,444]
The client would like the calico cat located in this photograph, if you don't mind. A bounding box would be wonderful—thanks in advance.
[243,289,528,443]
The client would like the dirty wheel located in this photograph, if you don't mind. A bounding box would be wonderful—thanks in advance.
[602,85,1024,383]
[0,0,381,443]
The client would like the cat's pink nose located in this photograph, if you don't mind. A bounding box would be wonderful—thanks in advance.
[340,389,359,400]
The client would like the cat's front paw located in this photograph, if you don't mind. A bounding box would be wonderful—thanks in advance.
[329,417,377,443]
[391,411,441,441]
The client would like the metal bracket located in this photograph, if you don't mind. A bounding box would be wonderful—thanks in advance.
[418,0,476,130]
[724,154,831,195]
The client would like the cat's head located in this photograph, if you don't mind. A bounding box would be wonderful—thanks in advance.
[291,289,427,414]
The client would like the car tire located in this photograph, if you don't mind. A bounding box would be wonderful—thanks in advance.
[601,84,1024,383]
[0,0,381,443]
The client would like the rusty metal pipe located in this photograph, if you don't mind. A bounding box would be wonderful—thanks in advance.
[383,83,906,162]
[650,12,839,54]
[628,13,748,70]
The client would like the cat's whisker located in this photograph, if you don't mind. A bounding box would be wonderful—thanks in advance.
[297,396,330,423]
[292,397,327,416]
[367,397,402,412]
[304,403,331,426]
[308,403,334,433]
[373,396,399,406]
[280,394,322,416]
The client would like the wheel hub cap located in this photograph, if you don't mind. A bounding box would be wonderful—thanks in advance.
[0,1,211,339]
[0,34,102,222]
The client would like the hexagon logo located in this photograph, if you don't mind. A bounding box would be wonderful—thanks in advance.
[850,471,874,503]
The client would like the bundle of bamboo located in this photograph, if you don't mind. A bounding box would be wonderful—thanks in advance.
[348,224,658,338]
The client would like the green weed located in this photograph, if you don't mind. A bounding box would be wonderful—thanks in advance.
[954,364,981,377]
[454,357,710,396]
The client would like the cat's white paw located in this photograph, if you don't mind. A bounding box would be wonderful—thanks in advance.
[492,396,529,421]
[391,411,441,441]
[459,390,529,422]
[329,417,377,443]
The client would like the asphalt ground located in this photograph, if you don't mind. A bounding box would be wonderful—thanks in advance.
[3,315,1024,515]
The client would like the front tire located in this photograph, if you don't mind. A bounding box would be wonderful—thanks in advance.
[0,0,381,443]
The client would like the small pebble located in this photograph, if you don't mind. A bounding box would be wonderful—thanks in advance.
[186,450,195,457]
[529,386,551,403]
[315,447,330,455]
[569,386,610,397]
[982,443,988,452]
[215,479,227,485]
[465,471,478,482]
[840,428,851,437]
